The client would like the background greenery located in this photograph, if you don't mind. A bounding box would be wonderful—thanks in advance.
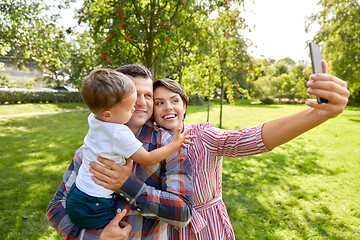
[0,101,359,239]
[1,0,359,103]
[0,90,82,104]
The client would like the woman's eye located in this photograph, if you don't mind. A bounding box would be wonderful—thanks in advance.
[155,102,163,105]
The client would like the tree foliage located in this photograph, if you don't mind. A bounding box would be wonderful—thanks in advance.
[1,0,326,105]
[307,0,360,101]
[0,0,74,85]
[0,0,42,55]
[65,31,99,86]
[76,0,248,79]
[251,59,311,102]
[178,6,252,127]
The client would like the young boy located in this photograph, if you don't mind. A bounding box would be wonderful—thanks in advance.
[66,68,191,230]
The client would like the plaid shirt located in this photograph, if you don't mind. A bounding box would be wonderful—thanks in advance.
[47,121,194,239]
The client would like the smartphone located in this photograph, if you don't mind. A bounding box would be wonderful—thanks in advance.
[309,41,328,103]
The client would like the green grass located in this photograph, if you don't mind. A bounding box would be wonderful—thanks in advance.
[0,102,359,239]
[0,102,87,115]
[0,107,90,240]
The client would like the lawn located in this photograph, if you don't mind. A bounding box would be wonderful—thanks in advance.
[0,102,87,116]
[0,101,359,239]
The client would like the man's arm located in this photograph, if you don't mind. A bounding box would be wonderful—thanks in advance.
[47,148,101,239]
[262,61,349,150]
[47,147,132,240]
[90,131,194,228]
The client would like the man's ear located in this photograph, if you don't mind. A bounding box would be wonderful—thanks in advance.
[183,103,187,119]
[101,110,112,121]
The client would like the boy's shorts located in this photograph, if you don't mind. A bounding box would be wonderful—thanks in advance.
[66,184,116,229]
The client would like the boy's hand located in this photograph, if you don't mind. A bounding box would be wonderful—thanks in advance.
[174,127,196,148]
[305,60,350,119]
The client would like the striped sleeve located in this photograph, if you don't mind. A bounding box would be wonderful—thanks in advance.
[199,123,270,158]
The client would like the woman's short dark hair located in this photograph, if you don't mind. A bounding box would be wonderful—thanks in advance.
[153,78,189,106]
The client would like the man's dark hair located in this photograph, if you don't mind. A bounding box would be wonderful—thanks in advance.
[116,64,153,79]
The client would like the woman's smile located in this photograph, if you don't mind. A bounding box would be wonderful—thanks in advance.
[153,86,186,133]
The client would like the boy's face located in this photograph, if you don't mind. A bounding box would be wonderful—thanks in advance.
[125,76,154,133]
[106,90,136,124]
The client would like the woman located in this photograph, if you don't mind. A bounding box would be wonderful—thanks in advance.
[152,65,349,239]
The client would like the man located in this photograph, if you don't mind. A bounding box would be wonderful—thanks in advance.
[47,64,194,239]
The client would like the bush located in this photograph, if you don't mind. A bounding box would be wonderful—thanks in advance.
[0,89,82,104]
[188,94,204,105]
[0,73,15,88]
[349,88,360,104]
[260,96,275,105]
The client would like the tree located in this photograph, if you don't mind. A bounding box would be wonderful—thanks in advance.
[251,59,311,102]
[181,7,252,128]
[289,63,312,99]
[0,0,74,85]
[76,0,249,79]
[66,31,99,87]
[0,0,42,55]
[273,60,288,76]
[307,0,360,102]
[76,0,203,77]
[280,57,296,67]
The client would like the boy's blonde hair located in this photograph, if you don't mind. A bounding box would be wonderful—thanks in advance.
[81,68,135,114]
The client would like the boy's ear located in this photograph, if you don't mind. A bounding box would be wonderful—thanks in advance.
[101,110,112,121]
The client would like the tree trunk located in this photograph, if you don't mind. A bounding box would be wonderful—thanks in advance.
[145,0,155,72]
[178,69,182,85]
[220,80,224,129]
[178,48,183,85]
[207,68,211,122]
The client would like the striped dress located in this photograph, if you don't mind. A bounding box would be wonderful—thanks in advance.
[169,122,269,240]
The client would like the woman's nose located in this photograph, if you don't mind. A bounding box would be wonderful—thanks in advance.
[165,101,173,110]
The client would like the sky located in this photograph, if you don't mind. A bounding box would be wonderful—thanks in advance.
[242,0,322,62]
[59,0,322,62]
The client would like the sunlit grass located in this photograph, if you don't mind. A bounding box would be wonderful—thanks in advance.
[0,102,87,115]
[0,109,90,240]
[0,102,359,239]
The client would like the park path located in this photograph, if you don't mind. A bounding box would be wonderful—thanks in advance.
[0,108,89,118]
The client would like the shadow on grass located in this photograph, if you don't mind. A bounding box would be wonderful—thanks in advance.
[222,141,354,239]
[345,106,360,111]
[348,118,360,123]
[52,102,87,110]
[342,106,360,123]
[0,111,88,239]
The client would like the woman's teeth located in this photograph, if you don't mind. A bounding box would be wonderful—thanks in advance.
[164,114,176,119]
